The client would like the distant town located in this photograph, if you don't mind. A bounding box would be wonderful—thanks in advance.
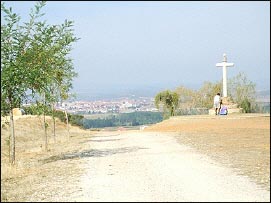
[21,89,269,115]
[53,89,270,115]
[55,97,158,114]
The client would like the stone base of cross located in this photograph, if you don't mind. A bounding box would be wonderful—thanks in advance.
[209,95,242,115]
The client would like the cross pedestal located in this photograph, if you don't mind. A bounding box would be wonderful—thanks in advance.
[209,96,242,115]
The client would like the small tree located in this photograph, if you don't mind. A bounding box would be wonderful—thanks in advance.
[175,85,196,110]
[196,81,222,109]
[228,72,256,112]
[1,1,78,162]
[240,98,251,113]
[174,81,221,115]
[155,90,179,119]
[1,3,29,164]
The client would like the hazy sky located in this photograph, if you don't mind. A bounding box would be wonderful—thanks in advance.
[2,1,270,97]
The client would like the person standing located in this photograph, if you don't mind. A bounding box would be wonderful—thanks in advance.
[214,93,221,115]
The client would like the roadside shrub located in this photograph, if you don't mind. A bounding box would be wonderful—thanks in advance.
[240,98,251,113]
[22,104,84,127]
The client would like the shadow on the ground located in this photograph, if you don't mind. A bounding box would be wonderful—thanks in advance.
[42,146,147,164]
[91,134,120,138]
[79,138,121,144]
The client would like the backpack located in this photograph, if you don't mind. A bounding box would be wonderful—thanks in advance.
[220,106,228,115]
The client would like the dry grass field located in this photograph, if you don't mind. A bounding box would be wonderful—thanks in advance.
[146,113,270,191]
[1,115,98,202]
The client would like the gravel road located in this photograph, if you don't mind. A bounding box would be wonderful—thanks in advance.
[58,131,269,202]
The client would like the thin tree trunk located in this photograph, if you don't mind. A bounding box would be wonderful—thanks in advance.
[43,93,48,151]
[9,109,15,165]
[51,103,56,143]
[64,109,69,140]
[43,112,48,151]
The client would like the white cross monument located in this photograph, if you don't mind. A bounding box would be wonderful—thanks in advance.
[216,53,234,97]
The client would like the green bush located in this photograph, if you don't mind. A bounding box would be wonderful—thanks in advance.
[22,104,84,127]
[22,103,50,115]
[240,98,251,113]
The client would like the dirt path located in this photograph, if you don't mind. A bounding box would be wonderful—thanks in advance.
[34,131,269,202]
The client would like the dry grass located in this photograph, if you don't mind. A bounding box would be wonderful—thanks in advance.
[146,113,270,191]
[1,115,98,202]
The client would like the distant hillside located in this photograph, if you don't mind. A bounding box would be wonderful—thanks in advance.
[256,90,270,102]
[256,89,270,96]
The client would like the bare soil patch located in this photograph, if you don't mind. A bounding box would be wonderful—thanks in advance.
[146,113,270,191]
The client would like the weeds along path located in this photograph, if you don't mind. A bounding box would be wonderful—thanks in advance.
[46,130,269,202]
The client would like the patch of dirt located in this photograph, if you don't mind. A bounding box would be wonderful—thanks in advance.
[146,113,270,191]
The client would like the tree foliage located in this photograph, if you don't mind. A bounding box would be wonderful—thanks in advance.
[158,72,256,116]
[175,85,196,109]
[1,1,79,163]
[155,90,179,119]
[1,3,27,114]
[174,81,221,113]
[196,81,222,109]
[228,72,256,112]
[1,1,78,112]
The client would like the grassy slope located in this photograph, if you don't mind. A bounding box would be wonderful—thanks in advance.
[1,115,97,202]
